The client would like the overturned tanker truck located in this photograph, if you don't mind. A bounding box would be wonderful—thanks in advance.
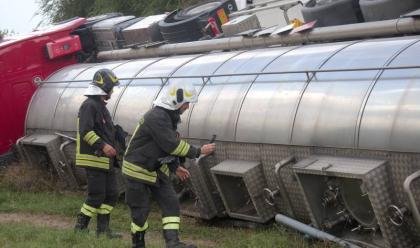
[16,3,420,248]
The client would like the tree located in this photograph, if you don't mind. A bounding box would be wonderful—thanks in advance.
[0,29,17,40]
[37,0,200,23]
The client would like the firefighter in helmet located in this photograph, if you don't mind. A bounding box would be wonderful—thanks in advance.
[74,68,124,238]
[123,82,215,248]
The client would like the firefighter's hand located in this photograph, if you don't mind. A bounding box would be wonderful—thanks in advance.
[200,143,215,156]
[176,166,190,181]
[102,144,117,157]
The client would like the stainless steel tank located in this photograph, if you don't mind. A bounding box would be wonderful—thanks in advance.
[23,35,420,247]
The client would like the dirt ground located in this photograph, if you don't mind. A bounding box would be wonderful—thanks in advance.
[0,212,74,229]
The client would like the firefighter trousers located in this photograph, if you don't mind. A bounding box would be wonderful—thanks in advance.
[80,167,119,217]
[125,176,180,231]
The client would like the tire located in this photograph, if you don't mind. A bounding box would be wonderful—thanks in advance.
[174,1,224,21]
[360,0,420,22]
[301,0,364,27]
[158,10,205,43]
[159,0,237,43]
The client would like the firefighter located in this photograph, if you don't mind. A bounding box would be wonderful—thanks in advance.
[74,68,123,238]
[123,82,215,248]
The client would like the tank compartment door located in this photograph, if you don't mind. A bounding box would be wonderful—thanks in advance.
[293,155,415,248]
[180,155,226,220]
[210,159,275,223]
[17,134,79,190]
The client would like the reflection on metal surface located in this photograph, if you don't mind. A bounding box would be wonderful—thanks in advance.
[236,43,349,144]
[114,55,201,133]
[46,64,94,82]
[292,38,416,148]
[52,84,89,131]
[189,48,294,141]
[160,52,241,137]
[359,40,420,152]
[26,83,68,130]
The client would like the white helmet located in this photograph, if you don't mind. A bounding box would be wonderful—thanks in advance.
[154,82,198,110]
[84,84,107,96]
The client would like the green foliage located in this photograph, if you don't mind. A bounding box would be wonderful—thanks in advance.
[37,0,201,23]
[0,29,17,38]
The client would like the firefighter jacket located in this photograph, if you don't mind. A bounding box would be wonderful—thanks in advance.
[122,106,200,186]
[76,96,118,171]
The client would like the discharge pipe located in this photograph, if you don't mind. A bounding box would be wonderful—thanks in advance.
[275,214,361,248]
[98,17,420,60]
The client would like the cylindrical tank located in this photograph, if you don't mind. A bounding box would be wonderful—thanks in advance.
[24,35,420,247]
[27,35,420,153]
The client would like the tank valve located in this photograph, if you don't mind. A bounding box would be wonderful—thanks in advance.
[388,205,408,226]
[321,184,339,208]
[263,188,280,206]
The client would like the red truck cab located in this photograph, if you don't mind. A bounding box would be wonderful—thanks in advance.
[0,18,86,155]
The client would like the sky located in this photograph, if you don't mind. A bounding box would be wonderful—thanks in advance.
[0,0,44,34]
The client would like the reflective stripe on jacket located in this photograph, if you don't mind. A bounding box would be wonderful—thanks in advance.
[123,107,199,185]
[76,97,115,170]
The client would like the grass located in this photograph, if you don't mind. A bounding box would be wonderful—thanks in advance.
[0,164,336,248]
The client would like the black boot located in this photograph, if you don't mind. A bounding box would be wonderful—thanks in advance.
[163,230,196,248]
[96,214,123,239]
[131,231,146,248]
[74,213,91,231]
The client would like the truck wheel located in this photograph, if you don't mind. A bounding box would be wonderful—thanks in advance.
[158,10,205,43]
[301,0,364,27]
[359,0,420,22]
[174,0,225,21]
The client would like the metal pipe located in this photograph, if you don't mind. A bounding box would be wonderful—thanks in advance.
[274,156,296,217]
[247,0,298,9]
[403,170,420,229]
[275,214,361,248]
[97,17,420,61]
[41,65,420,84]
[55,132,76,141]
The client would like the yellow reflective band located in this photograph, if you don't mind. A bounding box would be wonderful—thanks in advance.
[101,204,113,212]
[109,74,118,84]
[97,204,113,214]
[83,131,96,141]
[76,159,109,170]
[169,86,176,96]
[76,154,109,169]
[160,164,169,176]
[77,119,81,153]
[163,223,179,230]
[162,216,180,224]
[122,166,157,183]
[171,140,188,156]
[83,131,100,146]
[131,222,149,233]
[184,90,193,98]
[81,203,97,217]
[96,74,104,85]
[123,160,157,177]
[76,154,109,163]
[179,143,190,156]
